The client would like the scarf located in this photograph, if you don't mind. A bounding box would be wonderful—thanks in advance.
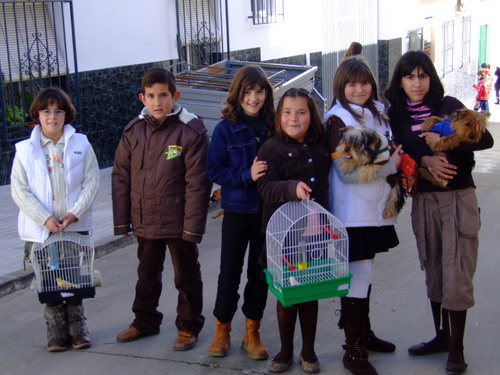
[240,112,268,147]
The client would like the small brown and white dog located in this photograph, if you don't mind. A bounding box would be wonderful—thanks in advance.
[419,109,489,189]
[336,126,391,183]
[335,126,405,218]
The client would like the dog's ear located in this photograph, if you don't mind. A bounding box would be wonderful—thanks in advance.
[362,129,381,159]
[339,126,353,136]
[479,111,491,121]
[477,111,490,132]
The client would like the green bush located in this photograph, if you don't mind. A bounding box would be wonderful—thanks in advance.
[4,105,28,125]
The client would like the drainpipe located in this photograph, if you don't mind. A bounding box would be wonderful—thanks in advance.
[225,0,230,61]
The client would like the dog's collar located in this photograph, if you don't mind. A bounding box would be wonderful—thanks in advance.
[377,146,389,155]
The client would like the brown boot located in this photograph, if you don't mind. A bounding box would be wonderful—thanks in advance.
[45,304,69,352]
[242,318,268,360]
[66,303,91,349]
[208,319,231,357]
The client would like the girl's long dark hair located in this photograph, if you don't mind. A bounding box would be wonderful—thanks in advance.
[222,65,275,126]
[331,56,383,124]
[384,50,444,116]
[275,88,324,143]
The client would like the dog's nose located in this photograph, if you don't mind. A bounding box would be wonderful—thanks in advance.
[469,134,475,140]
[344,146,350,152]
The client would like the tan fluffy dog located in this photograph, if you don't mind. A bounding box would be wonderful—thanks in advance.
[419,109,489,188]
[335,126,404,218]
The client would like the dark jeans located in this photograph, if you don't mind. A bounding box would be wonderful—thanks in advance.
[478,100,490,112]
[213,210,268,323]
[132,236,205,335]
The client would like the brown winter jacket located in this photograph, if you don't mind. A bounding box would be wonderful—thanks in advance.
[112,105,212,243]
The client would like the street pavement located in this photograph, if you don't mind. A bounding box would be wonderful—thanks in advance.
[1,106,500,374]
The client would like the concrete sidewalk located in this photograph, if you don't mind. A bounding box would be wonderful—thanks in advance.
[1,106,500,374]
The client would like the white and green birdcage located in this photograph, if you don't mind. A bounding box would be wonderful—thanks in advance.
[265,200,351,307]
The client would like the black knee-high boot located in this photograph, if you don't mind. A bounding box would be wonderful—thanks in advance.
[446,310,468,374]
[340,297,378,375]
[365,285,395,352]
[408,301,450,355]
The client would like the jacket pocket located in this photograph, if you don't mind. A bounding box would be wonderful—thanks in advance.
[227,141,256,168]
[159,196,185,232]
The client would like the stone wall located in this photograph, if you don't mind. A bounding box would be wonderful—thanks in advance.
[0,60,176,185]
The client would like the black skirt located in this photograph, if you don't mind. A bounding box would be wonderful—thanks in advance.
[347,226,399,262]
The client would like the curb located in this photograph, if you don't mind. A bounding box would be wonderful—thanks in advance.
[0,234,137,299]
[0,199,221,299]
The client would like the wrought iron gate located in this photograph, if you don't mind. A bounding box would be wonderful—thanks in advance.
[0,0,80,141]
[175,0,227,68]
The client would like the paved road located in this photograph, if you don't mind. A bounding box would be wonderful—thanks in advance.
[1,107,499,374]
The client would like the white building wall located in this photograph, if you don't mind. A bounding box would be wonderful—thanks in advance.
[320,0,379,104]
[378,0,490,72]
[226,1,323,61]
[71,0,178,72]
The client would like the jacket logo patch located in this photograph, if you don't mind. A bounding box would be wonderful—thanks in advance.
[165,145,183,160]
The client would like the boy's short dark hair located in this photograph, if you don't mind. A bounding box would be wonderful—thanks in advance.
[141,68,177,94]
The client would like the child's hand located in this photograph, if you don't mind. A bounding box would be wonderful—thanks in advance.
[59,213,78,230]
[44,216,63,233]
[424,155,457,182]
[251,157,267,181]
[296,182,312,200]
[401,174,416,190]
[391,145,402,169]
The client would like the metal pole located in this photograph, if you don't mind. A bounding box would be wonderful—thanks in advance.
[225,0,230,61]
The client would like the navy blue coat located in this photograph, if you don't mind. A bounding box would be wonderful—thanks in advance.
[207,119,269,213]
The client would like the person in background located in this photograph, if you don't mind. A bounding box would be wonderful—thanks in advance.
[473,63,492,112]
[385,50,493,375]
[11,87,99,352]
[494,66,500,105]
[343,42,363,59]
[206,65,275,360]
[112,68,212,351]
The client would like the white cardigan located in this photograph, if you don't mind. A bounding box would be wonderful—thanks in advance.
[324,102,397,227]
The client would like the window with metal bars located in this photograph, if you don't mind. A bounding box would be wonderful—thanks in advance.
[250,0,284,25]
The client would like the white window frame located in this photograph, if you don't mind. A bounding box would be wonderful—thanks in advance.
[461,16,471,66]
[443,20,454,76]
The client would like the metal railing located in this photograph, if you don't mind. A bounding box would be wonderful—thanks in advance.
[0,0,80,142]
